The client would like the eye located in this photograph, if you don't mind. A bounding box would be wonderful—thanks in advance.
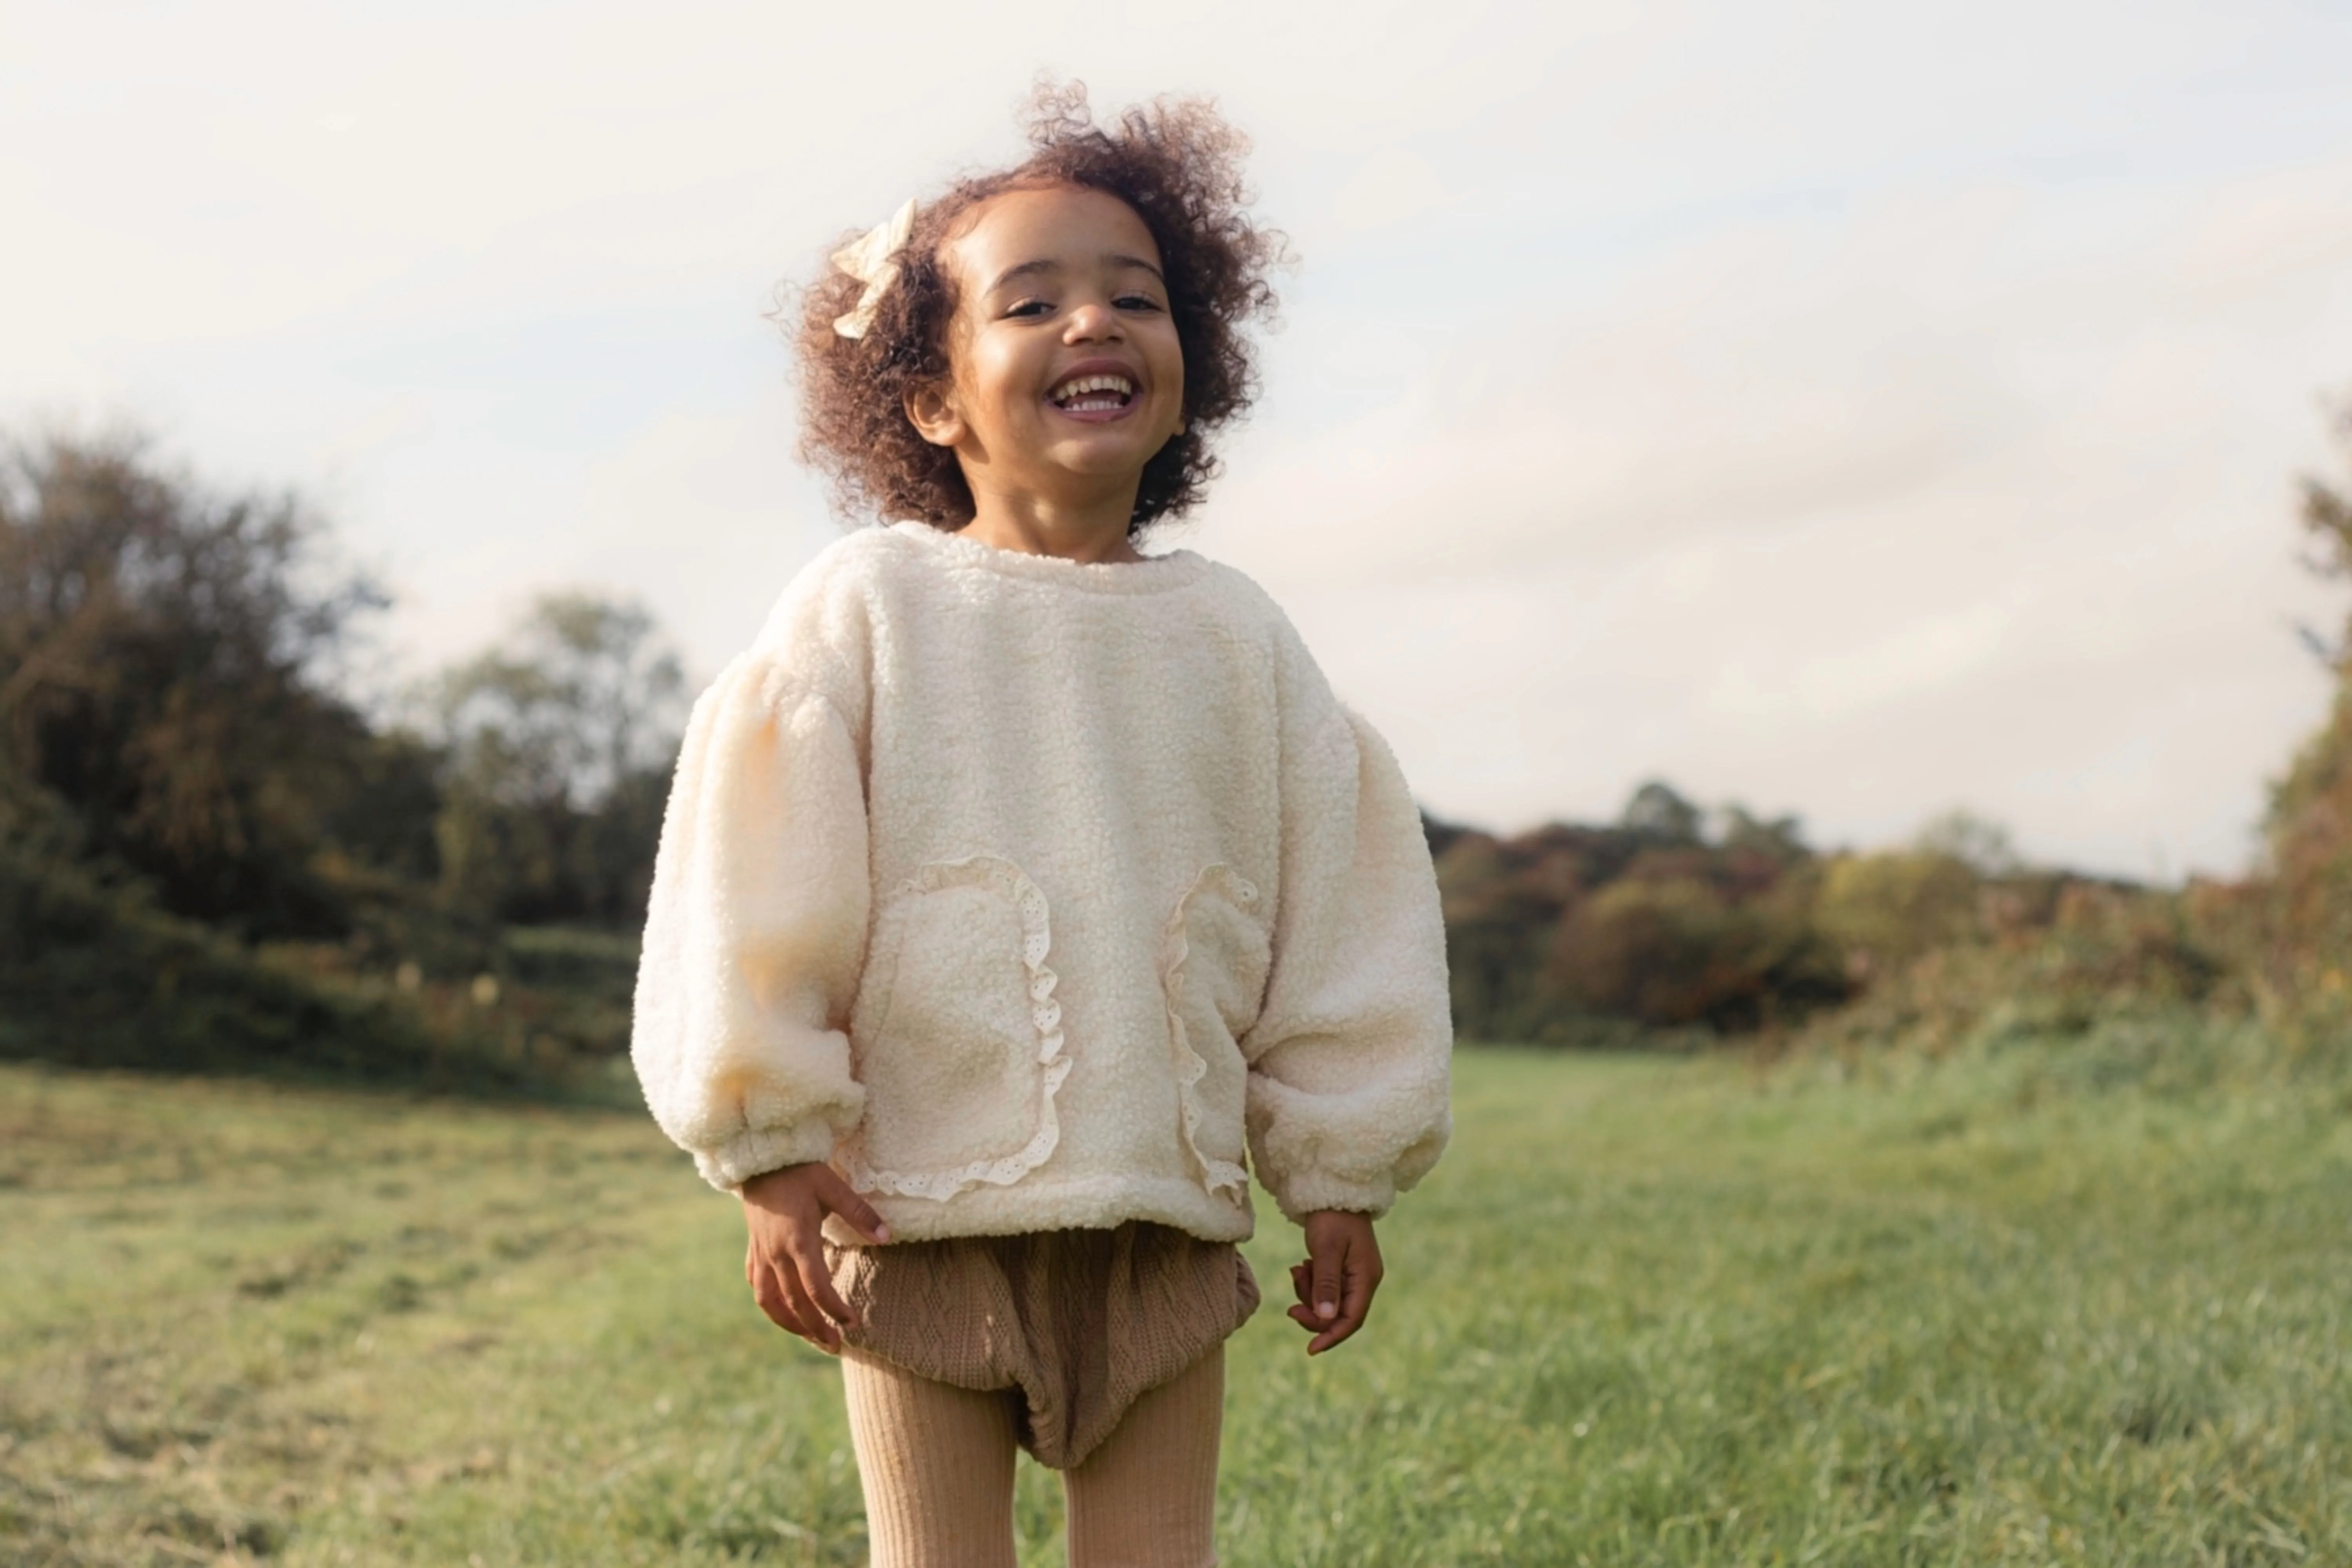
[1115,293,1164,312]
[1004,298,1054,319]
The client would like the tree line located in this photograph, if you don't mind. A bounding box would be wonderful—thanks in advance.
[5,404,2351,1084]
[1426,392,2352,1058]
[0,432,684,936]
[0,432,682,1085]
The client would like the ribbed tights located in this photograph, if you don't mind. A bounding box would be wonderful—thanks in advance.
[840,1344,1223,1568]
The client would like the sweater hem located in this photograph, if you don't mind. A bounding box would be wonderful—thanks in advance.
[823,1172,1256,1247]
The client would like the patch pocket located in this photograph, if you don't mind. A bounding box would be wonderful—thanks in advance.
[1161,865,1270,1201]
[845,857,1069,1201]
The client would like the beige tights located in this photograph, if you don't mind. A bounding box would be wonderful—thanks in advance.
[840,1344,1224,1568]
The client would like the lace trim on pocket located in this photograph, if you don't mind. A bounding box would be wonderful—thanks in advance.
[845,855,1071,1202]
[1160,864,1259,1202]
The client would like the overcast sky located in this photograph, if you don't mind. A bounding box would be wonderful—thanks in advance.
[7,0,2352,877]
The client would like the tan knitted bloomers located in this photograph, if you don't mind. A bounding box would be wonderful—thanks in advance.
[824,1221,1259,1470]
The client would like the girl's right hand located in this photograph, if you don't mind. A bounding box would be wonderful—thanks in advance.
[739,1162,891,1350]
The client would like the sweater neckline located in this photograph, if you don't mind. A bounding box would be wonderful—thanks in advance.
[881,520,1210,595]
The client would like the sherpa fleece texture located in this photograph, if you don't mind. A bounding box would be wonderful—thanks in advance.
[630,521,1453,1243]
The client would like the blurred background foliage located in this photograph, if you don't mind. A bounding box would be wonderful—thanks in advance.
[4,402,2352,1096]
[0,431,672,1094]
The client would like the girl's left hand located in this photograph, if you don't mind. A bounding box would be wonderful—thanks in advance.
[1287,1210,1383,1355]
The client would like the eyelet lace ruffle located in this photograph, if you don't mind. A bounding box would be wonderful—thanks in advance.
[1160,864,1259,1202]
[844,856,1071,1201]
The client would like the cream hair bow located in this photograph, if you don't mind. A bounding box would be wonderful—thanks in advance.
[830,198,917,340]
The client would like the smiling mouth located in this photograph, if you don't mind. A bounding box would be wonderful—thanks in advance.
[1048,373,1135,414]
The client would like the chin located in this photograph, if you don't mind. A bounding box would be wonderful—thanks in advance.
[1048,440,1163,473]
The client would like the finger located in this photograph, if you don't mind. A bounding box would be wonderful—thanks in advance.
[751,1259,807,1337]
[1299,1307,1356,1353]
[1311,1240,1345,1323]
[1308,1317,1357,1354]
[795,1240,860,1330]
[1310,1305,1366,1353]
[815,1170,892,1245]
[778,1261,837,1350]
[1307,1309,1357,1354]
[1310,1246,1381,1355]
[1313,1259,1377,1355]
[1289,1261,1312,1307]
[1342,1248,1377,1328]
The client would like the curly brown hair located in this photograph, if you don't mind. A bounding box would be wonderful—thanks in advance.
[789,84,1285,535]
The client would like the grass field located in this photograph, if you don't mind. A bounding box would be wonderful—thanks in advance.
[2,1045,2347,1566]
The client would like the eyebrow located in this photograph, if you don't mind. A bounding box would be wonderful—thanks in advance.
[985,252,1167,294]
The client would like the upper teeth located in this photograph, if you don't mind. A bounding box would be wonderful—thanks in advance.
[1053,374,1132,401]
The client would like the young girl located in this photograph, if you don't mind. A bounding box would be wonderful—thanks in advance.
[631,87,1453,1568]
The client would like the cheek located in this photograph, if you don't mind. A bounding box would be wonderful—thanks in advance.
[959,338,1040,421]
[1153,322,1187,387]
[1156,329,1188,415]
[934,312,999,417]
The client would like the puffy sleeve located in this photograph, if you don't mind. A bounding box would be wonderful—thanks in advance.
[630,647,871,1192]
[1241,648,1454,1223]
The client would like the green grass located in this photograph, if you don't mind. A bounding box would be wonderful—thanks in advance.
[3,1047,2347,1566]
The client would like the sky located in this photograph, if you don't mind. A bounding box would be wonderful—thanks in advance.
[6,0,2352,878]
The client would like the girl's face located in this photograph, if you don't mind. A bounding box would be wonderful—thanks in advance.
[908,184,1187,506]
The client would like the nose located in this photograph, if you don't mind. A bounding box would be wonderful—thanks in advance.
[1062,299,1123,342]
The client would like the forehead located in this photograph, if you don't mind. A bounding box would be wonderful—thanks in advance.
[944,185,1162,287]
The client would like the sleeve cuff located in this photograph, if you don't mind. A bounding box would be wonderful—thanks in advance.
[694,1120,839,1192]
[1261,1167,1398,1226]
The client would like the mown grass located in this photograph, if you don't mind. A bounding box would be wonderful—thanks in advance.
[2,1045,2347,1566]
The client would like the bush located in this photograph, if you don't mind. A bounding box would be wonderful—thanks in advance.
[1548,873,1846,1032]
[0,832,594,1097]
[1433,784,1852,1043]
[2267,688,2352,979]
[1552,878,1765,1028]
[1813,850,1980,975]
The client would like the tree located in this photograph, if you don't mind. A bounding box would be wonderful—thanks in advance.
[1546,871,1843,1031]
[1719,804,1809,864]
[2267,390,2352,970]
[1550,877,1761,1027]
[2293,394,2352,670]
[0,430,399,935]
[1621,779,1703,846]
[426,594,688,925]
[1815,850,1979,970]
[1914,808,2020,877]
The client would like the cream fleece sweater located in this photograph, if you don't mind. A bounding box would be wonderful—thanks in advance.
[630,521,1452,1243]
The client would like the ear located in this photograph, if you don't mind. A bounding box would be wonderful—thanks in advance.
[903,381,964,448]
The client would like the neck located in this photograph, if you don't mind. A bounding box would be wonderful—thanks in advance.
[957,476,1144,564]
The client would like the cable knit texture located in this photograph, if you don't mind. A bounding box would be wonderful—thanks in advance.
[631,521,1454,1240]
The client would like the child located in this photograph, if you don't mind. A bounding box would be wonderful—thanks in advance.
[631,85,1453,1568]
